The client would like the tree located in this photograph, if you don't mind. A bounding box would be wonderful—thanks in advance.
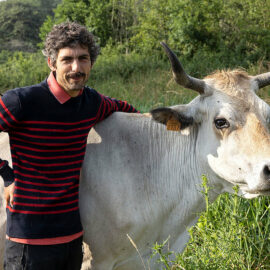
[130,0,174,54]
[40,0,140,49]
[11,0,270,64]
[0,0,60,52]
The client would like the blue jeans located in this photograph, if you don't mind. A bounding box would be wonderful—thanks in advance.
[4,236,83,270]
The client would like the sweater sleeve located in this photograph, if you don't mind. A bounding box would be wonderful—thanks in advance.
[0,91,22,187]
[96,93,139,123]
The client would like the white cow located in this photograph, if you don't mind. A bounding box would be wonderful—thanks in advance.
[1,43,270,269]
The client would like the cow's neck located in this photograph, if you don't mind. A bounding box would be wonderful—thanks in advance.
[131,120,208,249]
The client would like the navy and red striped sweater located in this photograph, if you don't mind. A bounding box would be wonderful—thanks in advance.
[0,77,137,240]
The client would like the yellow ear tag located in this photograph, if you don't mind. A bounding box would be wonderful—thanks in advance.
[166,118,181,131]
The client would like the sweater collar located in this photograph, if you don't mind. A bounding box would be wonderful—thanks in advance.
[47,72,83,104]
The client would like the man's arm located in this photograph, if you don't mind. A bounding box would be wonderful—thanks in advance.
[96,94,139,123]
[0,91,22,205]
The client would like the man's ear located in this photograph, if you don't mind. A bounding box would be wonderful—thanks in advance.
[47,57,56,72]
[150,107,193,129]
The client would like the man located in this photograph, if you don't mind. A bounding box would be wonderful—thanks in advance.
[0,22,137,270]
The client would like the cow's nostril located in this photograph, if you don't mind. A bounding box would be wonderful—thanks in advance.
[263,164,270,180]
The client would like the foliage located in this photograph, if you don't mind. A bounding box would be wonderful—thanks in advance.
[37,0,270,65]
[151,176,270,269]
[132,0,270,62]
[0,51,49,92]
[39,0,90,44]
[0,0,60,51]
[39,0,138,49]
[129,0,173,54]
[1,0,269,66]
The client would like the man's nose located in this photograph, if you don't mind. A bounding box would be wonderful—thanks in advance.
[71,59,80,72]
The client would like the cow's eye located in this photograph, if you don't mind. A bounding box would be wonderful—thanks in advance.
[214,118,230,129]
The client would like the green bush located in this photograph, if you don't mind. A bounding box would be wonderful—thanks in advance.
[0,51,49,93]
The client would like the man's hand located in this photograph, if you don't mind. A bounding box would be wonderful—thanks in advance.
[4,182,15,207]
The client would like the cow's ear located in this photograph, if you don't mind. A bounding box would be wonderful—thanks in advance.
[150,107,193,129]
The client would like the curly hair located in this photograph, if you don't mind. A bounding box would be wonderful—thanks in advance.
[42,22,100,66]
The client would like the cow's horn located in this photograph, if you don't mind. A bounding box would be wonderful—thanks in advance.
[253,72,270,89]
[161,42,205,94]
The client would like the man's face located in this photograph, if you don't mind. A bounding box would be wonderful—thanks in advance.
[48,44,92,97]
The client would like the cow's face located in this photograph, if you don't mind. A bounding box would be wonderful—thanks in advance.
[151,43,270,198]
[201,77,270,198]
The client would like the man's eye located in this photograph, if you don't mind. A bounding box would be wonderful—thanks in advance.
[62,58,72,63]
[214,118,230,129]
[79,57,89,61]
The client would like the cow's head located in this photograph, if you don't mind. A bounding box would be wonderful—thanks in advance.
[151,42,270,198]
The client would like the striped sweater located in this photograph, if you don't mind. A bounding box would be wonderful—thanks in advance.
[0,75,137,241]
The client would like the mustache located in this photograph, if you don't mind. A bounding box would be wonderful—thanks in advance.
[67,72,86,78]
